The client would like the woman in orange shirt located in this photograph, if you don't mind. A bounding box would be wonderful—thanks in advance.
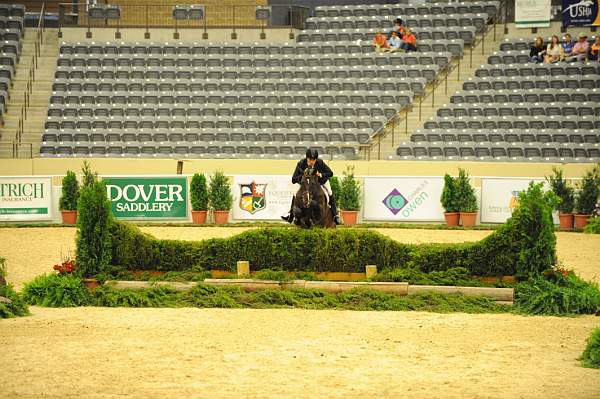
[590,36,600,61]
[400,28,417,52]
[373,31,389,52]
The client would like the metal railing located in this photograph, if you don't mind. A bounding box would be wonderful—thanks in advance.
[363,0,508,161]
[0,142,33,159]
[58,2,310,33]
[11,3,45,159]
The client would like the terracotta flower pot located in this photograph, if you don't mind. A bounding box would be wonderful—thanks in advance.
[191,210,208,224]
[444,212,460,226]
[213,210,230,225]
[460,212,478,227]
[61,210,77,224]
[558,213,574,229]
[82,278,99,290]
[574,214,590,229]
[340,210,358,225]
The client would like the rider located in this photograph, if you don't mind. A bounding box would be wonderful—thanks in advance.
[281,148,341,225]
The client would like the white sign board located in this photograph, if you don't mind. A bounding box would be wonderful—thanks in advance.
[515,0,552,28]
[363,177,445,221]
[0,176,53,221]
[480,178,549,223]
[231,175,296,220]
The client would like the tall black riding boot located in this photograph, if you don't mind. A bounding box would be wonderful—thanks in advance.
[329,196,341,225]
[281,198,295,223]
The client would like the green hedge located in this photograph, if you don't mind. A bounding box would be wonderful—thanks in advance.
[104,182,555,278]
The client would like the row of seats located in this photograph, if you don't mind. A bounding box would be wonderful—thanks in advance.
[297,26,476,44]
[424,115,599,130]
[437,102,600,117]
[42,130,369,145]
[0,16,23,32]
[48,91,415,107]
[39,144,360,159]
[0,5,23,120]
[462,75,600,91]
[56,52,452,69]
[44,117,386,131]
[50,77,427,96]
[393,144,599,162]
[411,129,600,144]
[313,1,499,17]
[450,88,598,103]
[0,4,25,17]
[305,13,487,32]
[54,64,441,81]
[475,62,600,77]
[60,39,464,57]
[499,36,597,51]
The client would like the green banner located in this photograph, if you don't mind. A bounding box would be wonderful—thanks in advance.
[104,177,188,219]
[0,208,48,215]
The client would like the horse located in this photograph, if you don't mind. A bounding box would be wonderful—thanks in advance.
[291,167,336,229]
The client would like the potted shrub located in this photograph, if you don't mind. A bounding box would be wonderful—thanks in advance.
[59,171,79,224]
[208,170,233,224]
[456,168,478,227]
[574,169,600,229]
[546,167,575,229]
[440,174,460,226]
[338,166,361,225]
[190,173,208,224]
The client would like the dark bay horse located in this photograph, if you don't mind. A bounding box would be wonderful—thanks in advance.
[292,168,336,229]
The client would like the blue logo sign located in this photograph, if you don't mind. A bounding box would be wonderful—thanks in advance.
[382,189,408,215]
[562,0,599,26]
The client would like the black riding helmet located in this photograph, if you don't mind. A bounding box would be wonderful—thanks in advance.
[306,148,319,160]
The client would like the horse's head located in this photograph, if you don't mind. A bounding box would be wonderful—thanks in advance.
[298,168,320,209]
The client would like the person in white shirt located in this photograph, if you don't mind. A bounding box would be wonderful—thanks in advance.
[544,35,564,63]
[387,31,401,52]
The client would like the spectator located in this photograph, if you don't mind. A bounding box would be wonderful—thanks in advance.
[388,31,401,52]
[390,18,406,39]
[568,32,589,62]
[529,36,545,63]
[562,33,575,59]
[590,36,600,61]
[373,31,389,52]
[400,27,417,52]
[544,35,563,63]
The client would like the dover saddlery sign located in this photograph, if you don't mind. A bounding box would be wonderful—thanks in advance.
[0,176,53,221]
[104,176,188,219]
[362,177,445,221]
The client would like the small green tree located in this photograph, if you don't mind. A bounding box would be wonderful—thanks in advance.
[76,169,113,277]
[59,171,79,211]
[440,174,459,213]
[329,176,341,201]
[546,167,574,214]
[575,169,600,215]
[81,160,97,188]
[190,173,208,211]
[208,171,233,211]
[456,169,478,212]
[338,166,361,211]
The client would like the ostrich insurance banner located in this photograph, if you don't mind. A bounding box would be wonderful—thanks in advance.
[480,178,548,223]
[103,176,188,219]
[362,177,445,221]
[0,176,53,221]
[515,0,551,27]
[231,175,296,220]
[562,0,600,26]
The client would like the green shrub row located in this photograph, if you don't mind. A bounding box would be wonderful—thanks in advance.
[0,284,29,318]
[580,328,600,369]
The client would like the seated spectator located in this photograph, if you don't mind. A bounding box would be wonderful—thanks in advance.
[544,35,563,63]
[400,28,417,52]
[561,33,575,59]
[388,31,401,52]
[390,18,406,40]
[373,31,389,52]
[529,36,545,63]
[568,32,589,62]
[590,36,600,61]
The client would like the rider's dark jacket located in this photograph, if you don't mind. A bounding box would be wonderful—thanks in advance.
[291,159,333,185]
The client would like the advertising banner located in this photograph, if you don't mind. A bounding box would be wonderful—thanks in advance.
[0,176,53,221]
[562,0,600,26]
[104,176,188,219]
[231,175,296,220]
[516,0,552,27]
[480,178,546,223]
[363,177,445,221]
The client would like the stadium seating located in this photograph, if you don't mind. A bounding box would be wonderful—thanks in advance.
[0,3,25,122]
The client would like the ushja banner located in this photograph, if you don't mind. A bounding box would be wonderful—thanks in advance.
[562,0,600,26]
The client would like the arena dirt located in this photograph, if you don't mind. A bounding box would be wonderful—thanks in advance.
[1,227,599,398]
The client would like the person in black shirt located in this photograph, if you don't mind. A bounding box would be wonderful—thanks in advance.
[281,148,341,224]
